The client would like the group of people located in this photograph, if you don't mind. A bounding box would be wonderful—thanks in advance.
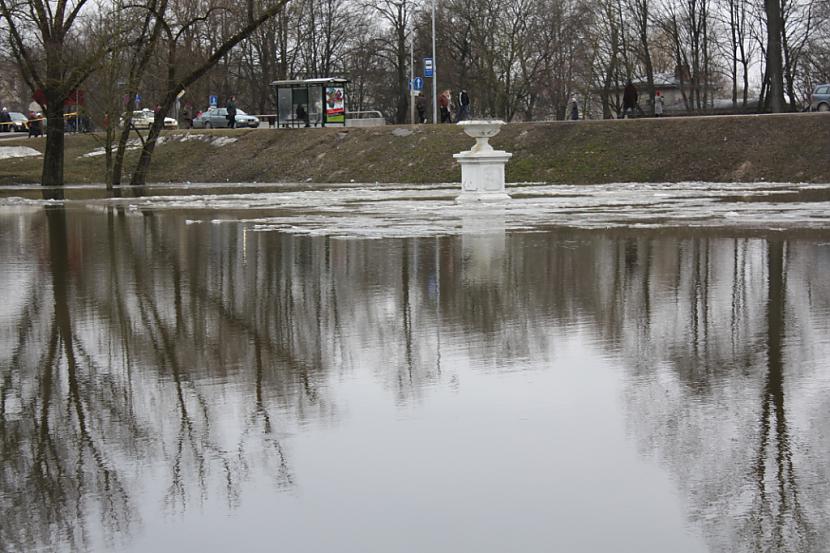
[412,85,662,123]
[415,89,471,124]
[0,107,42,136]
[567,80,664,121]
[622,80,664,118]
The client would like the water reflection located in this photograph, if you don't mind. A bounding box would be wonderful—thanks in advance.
[1,206,829,552]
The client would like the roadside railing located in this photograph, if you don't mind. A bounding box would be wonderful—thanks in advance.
[345,110,385,127]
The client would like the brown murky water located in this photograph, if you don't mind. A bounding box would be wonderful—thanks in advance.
[1,198,829,553]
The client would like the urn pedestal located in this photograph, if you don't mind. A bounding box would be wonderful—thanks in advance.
[453,120,512,203]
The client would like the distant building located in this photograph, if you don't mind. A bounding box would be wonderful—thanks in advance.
[637,72,685,111]
[602,67,732,116]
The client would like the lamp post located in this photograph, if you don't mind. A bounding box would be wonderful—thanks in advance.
[410,35,415,125]
[431,0,437,124]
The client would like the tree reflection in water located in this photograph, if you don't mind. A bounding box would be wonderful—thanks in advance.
[617,236,829,552]
[0,207,303,551]
[0,207,829,553]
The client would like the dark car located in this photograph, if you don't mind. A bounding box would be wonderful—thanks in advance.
[192,107,260,129]
[810,84,830,112]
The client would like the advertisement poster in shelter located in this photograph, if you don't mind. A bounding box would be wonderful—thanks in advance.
[325,87,345,123]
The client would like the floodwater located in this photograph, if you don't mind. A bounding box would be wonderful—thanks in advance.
[1,182,830,553]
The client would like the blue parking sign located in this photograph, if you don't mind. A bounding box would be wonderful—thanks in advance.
[209,95,218,106]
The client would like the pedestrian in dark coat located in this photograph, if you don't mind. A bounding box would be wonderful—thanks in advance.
[416,95,426,123]
[622,79,638,118]
[296,104,308,127]
[226,96,237,128]
[181,103,192,129]
[458,90,470,121]
[28,112,42,137]
[0,108,10,132]
[569,98,579,120]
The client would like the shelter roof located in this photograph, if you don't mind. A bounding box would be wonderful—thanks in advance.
[271,78,350,87]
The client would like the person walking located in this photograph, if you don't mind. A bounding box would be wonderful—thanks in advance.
[28,112,42,137]
[654,90,664,117]
[458,89,470,121]
[569,98,579,120]
[439,90,452,123]
[181,103,192,129]
[226,96,237,129]
[296,104,308,127]
[416,95,426,124]
[622,79,638,118]
[0,107,11,132]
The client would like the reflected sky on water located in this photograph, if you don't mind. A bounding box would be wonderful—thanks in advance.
[1,184,830,553]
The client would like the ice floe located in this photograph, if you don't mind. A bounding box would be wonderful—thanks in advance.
[2,181,829,238]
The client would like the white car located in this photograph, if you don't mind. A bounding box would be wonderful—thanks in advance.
[122,108,178,129]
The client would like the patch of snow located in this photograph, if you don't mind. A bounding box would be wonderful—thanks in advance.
[0,146,41,160]
[82,138,143,158]
[80,134,237,158]
[210,136,238,147]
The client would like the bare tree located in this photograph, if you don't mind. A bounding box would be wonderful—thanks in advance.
[364,0,415,124]
[127,0,294,186]
[0,0,120,194]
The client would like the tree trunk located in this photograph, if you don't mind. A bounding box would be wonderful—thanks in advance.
[111,97,139,187]
[130,115,167,186]
[42,93,66,198]
[396,23,408,124]
[765,0,786,112]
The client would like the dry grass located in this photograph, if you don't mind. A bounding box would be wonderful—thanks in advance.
[1,112,829,186]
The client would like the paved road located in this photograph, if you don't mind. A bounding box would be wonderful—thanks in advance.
[0,132,34,141]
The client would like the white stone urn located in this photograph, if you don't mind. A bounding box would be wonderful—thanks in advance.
[453,120,513,203]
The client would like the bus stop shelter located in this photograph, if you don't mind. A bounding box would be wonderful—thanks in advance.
[271,78,349,128]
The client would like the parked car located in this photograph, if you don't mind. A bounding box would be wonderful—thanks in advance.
[192,107,259,129]
[121,108,178,129]
[810,84,830,112]
[8,111,30,132]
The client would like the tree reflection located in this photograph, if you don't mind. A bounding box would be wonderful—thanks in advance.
[0,208,306,551]
[1,208,829,552]
[616,236,829,552]
[741,240,817,551]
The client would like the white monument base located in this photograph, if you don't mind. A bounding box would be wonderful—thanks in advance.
[453,120,512,203]
[453,151,513,203]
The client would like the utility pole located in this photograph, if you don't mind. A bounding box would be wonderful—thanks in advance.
[431,0,437,124]
[410,36,415,125]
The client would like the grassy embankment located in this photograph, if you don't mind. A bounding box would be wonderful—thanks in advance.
[1,113,828,186]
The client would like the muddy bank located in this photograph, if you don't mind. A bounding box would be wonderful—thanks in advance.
[1,112,828,185]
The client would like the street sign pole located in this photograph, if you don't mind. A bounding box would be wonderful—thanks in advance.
[431,0,437,124]
[410,37,415,126]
